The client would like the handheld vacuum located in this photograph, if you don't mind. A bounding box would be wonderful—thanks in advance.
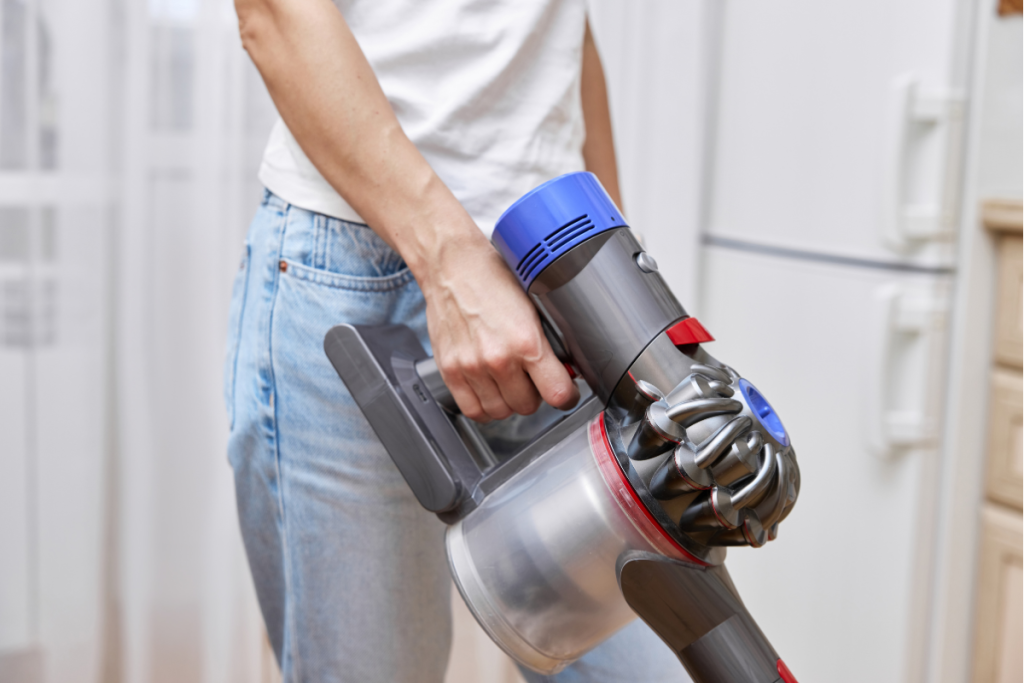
[324,172,801,682]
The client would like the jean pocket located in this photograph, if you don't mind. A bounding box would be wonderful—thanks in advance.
[280,257,416,292]
[223,244,251,430]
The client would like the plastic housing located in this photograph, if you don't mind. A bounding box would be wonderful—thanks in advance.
[492,172,628,289]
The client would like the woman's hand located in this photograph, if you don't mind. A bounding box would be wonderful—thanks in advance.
[418,230,579,422]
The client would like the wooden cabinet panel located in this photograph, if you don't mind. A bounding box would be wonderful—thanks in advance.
[993,236,1022,369]
[987,369,1024,509]
[972,505,1023,683]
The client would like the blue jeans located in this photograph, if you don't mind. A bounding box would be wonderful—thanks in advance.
[224,190,685,683]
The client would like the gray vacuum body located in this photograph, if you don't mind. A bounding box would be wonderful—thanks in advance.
[324,173,802,683]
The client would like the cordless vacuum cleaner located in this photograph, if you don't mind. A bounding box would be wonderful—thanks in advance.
[324,172,801,683]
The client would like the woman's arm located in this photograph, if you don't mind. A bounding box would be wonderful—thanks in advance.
[581,20,622,211]
[235,0,578,420]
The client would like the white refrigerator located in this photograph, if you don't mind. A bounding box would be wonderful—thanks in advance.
[690,0,975,681]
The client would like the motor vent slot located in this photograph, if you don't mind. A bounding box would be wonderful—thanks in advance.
[515,214,606,281]
[548,219,594,251]
[545,214,588,243]
[517,243,548,279]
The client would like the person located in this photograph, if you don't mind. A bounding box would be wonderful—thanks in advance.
[225,0,685,681]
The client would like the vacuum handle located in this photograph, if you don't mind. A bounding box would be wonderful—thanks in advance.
[618,555,795,683]
[415,357,458,413]
[325,318,589,518]
[413,316,573,414]
[324,324,470,513]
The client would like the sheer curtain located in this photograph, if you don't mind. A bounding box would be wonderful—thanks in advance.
[0,1,709,681]
[0,0,120,680]
[0,0,275,679]
[114,0,270,680]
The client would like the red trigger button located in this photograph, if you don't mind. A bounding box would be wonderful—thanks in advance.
[666,317,714,346]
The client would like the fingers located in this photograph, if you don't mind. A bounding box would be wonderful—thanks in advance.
[488,363,542,417]
[439,349,543,421]
[436,346,513,421]
[420,244,578,422]
[440,366,487,422]
[523,346,580,411]
[438,324,575,421]
[463,369,514,421]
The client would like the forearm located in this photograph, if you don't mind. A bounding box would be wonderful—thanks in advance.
[581,21,622,211]
[235,0,486,284]
[237,0,578,420]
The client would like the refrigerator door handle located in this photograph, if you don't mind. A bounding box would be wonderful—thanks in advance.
[882,74,965,252]
[867,284,948,459]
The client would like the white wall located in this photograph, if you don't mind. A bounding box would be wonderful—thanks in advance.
[587,0,717,310]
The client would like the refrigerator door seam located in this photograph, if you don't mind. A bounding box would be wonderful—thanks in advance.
[703,234,956,276]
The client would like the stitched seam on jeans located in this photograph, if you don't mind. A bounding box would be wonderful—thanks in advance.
[266,206,299,681]
[281,258,415,291]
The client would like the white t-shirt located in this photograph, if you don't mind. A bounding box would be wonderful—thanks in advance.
[259,0,588,236]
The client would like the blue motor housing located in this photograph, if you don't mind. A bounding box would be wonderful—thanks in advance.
[492,172,628,290]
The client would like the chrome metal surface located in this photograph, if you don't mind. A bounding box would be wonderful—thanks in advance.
[731,443,776,509]
[678,487,741,531]
[607,339,800,548]
[649,443,714,498]
[628,400,687,460]
[712,512,767,548]
[710,432,763,486]
[753,451,790,530]
[635,251,659,273]
[689,363,732,384]
[666,373,729,404]
[695,417,752,468]
[625,379,664,426]
[666,397,744,428]
[707,380,735,397]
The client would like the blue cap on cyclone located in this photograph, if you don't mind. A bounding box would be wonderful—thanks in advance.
[492,172,628,290]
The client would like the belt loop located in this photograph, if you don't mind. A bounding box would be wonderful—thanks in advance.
[313,213,328,270]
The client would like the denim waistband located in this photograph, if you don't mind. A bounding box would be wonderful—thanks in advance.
[262,189,409,280]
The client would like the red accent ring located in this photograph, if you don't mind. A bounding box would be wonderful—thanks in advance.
[590,415,708,567]
[666,317,715,346]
